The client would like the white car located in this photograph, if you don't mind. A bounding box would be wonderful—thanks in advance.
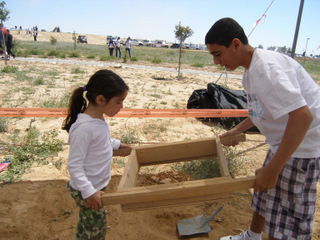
[126,39,142,46]
[141,39,153,47]
[189,44,200,50]
[153,40,169,48]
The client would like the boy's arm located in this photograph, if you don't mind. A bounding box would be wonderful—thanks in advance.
[220,118,255,146]
[254,105,313,192]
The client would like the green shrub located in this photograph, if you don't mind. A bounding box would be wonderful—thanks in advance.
[192,63,204,68]
[28,49,42,55]
[180,158,221,179]
[152,58,162,64]
[0,118,8,132]
[69,52,80,58]
[120,130,140,144]
[47,49,60,57]
[34,77,44,85]
[71,67,85,74]
[1,66,18,73]
[86,54,95,59]
[99,55,110,61]
[50,36,57,45]
[0,122,64,183]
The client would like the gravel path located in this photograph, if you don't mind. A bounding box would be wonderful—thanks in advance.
[14,57,242,79]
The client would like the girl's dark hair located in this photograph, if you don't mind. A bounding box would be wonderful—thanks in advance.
[62,69,129,132]
[205,18,248,47]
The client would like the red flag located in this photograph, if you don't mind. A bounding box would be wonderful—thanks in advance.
[253,14,267,27]
[317,45,320,50]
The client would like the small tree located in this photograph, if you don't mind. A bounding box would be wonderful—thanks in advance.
[72,31,77,49]
[277,46,287,54]
[0,1,9,23]
[174,22,193,80]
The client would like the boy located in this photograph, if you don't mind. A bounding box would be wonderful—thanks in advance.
[205,18,320,240]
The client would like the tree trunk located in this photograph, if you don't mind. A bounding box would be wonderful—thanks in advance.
[178,42,182,80]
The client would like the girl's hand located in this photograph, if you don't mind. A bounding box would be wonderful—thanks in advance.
[84,191,104,210]
[119,143,131,149]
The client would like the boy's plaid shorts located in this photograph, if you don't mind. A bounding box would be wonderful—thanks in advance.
[252,149,320,240]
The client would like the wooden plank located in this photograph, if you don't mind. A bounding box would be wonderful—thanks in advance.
[134,134,246,166]
[121,192,232,211]
[101,176,255,206]
[0,107,249,118]
[118,176,232,192]
[120,177,233,211]
[216,138,230,177]
[117,150,139,190]
[135,138,217,166]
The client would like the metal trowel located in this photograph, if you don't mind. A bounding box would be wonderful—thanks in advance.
[177,205,223,236]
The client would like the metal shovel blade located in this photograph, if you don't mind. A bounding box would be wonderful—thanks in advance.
[177,206,223,236]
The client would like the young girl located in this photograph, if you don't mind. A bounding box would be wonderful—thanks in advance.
[62,69,131,240]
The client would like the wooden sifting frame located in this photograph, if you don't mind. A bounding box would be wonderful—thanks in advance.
[103,134,255,211]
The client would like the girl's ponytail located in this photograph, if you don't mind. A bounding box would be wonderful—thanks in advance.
[62,86,87,132]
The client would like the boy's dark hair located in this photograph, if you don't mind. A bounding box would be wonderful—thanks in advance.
[205,18,248,47]
[62,69,129,132]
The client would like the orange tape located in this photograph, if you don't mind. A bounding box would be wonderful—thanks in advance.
[0,108,249,118]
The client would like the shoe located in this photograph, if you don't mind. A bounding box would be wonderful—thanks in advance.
[220,229,258,240]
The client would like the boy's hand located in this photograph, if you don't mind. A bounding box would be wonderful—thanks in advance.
[84,191,104,210]
[219,128,241,146]
[254,165,279,192]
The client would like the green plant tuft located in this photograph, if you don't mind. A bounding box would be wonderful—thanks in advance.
[50,36,57,45]
[1,66,18,73]
[0,121,64,183]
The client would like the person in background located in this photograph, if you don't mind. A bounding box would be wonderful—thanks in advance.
[6,30,16,59]
[62,69,131,240]
[0,23,8,58]
[205,17,320,240]
[125,37,131,58]
[33,31,38,41]
[115,37,121,58]
[108,39,115,56]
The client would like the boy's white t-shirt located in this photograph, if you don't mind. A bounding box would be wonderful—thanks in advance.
[67,113,120,199]
[242,48,320,158]
[116,39,121,48]
[125,40,131,48]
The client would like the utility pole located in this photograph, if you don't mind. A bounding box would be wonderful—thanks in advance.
[291,0,304,59]
[303,37,310,63]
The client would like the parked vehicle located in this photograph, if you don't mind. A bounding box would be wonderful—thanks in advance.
[141,39,153,47]
[77,35,87,44]
[189,44,200,50]
[106,35,117,44]
[170,43,181,49]
[130,39,143,46]
[153,40,169,48]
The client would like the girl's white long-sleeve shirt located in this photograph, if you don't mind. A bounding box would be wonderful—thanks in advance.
[67,113,120,199]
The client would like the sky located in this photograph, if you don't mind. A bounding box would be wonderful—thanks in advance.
[4,0,320,56]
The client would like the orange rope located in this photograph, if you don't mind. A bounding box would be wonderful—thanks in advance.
[0,108,249,118]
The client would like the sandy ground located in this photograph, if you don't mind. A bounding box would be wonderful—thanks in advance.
[0,31,319,240]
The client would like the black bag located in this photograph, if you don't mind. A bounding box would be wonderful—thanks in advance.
[187,83,256,130]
